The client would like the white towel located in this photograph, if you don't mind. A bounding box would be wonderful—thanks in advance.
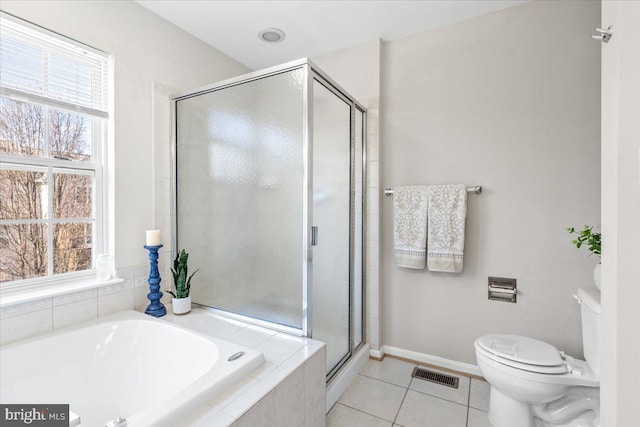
[393,186,428,269]
[427,184,467,273]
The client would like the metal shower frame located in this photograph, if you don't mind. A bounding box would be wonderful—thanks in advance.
[171,58,367,377]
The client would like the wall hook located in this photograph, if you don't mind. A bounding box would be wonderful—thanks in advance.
[592,25,613,43]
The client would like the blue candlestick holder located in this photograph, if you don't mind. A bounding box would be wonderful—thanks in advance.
[144,244,166,317]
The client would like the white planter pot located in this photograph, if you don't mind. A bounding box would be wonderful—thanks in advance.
[593,263,602,291]
[172,296,191,315]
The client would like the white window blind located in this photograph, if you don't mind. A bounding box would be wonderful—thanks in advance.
[0,14,109,115]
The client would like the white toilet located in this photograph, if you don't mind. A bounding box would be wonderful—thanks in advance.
[475,287,601,427]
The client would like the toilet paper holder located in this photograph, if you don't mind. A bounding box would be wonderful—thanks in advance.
[488,277,517,303]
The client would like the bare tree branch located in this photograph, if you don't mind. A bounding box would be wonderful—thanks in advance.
[1,99,93,282]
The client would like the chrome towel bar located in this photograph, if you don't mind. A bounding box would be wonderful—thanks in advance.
[384,186,482,196]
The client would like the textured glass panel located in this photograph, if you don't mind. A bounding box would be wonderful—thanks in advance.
[311,80,351,373]
[0,97,45,157]
[353,109,364,349]
[0,168,47,220]
[176,69,304,328]
[53,222,93,274]
[0,224,48,282]
[53,173,93,218]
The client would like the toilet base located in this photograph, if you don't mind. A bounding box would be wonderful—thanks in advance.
[533,387,600,427]
[489,386,600,427]
[535,414,599,427]
[489,387,536,427]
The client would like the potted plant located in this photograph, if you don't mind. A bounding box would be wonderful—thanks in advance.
[168,249,199,314]
[567,225,602,290]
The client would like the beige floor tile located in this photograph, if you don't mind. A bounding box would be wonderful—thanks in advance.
[360,357,417,388]
[469,378,491,412]
[338,375,406,422]
[327,403,392,427]
[395,390,468,427]
[467,408,492,427]
[409,367,470,406]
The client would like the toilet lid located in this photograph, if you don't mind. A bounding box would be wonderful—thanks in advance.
[477,334,565,367]
[476,344,569,374]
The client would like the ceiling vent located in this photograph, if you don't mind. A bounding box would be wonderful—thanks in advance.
[258,28,286,43]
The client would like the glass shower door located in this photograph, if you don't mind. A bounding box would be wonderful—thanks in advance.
[174,60,366,381]
[175,69,305,329]
[311,79,352,375]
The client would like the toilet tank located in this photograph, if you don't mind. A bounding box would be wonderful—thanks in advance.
[576,287,601,376]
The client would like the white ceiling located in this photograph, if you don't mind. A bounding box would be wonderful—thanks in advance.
[136,0,526,71]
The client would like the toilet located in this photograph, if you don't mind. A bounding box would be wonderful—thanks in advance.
[475,287,601,427]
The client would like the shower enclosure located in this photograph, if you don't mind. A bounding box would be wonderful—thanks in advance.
[173,59,366,378]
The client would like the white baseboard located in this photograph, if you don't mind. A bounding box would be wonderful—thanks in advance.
[377,345,482,377]
[369,346,385,360]
[326,344,370,413]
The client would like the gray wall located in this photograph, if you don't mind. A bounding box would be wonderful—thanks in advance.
[381,0,601,364]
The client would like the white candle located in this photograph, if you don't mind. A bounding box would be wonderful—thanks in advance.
[146,230,161,246]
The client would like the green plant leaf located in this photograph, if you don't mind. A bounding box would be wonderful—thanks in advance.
[170,249,198,298]
[567,225,601,257]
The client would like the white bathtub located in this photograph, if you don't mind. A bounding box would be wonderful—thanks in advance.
[0,310,264,427]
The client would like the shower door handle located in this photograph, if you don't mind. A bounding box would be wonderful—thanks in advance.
[311,226,318,246]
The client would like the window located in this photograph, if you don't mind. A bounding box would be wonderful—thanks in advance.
[0,13,111,287]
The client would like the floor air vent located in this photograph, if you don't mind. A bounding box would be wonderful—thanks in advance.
[411,367,459,389]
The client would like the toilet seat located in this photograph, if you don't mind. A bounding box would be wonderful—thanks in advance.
[476,334,569,375]
[476,344,569,374]
[475,340,600,388]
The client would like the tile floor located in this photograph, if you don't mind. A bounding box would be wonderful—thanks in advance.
[327,357,492,427]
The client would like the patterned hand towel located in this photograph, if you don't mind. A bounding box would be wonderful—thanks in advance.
[427,184,467,273]
[393,186,428,269]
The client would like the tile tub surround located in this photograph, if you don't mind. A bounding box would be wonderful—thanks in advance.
[167,309,326,427]
[328,357,490,427]
[0,263,171,346]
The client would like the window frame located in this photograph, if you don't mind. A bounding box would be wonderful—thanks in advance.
[0,12,113,292]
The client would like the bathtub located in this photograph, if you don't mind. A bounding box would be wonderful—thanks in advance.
[0,310,264,427]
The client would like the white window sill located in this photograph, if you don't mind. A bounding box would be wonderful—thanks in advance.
[0,277,124,309]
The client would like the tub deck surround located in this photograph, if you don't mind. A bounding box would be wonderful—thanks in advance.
[164,308,327,427]
[0,311,265,427]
